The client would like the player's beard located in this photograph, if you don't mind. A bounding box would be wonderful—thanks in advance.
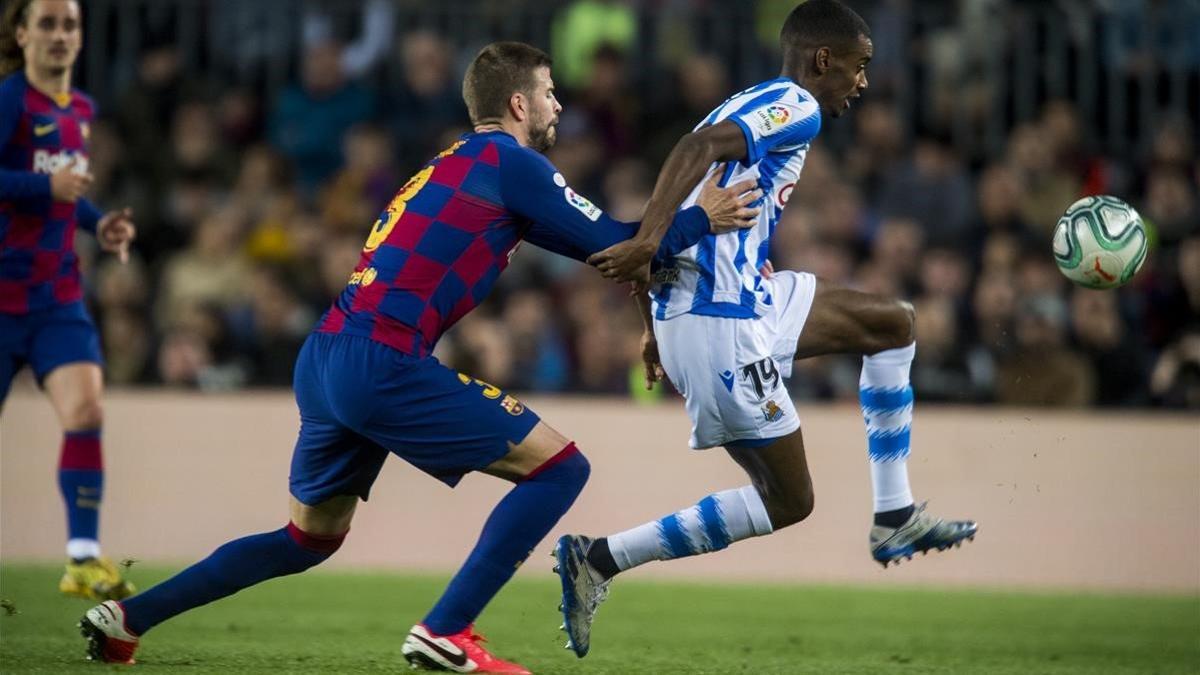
[528,116,557,152]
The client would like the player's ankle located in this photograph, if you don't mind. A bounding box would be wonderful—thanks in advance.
[873,504,915,528]
[585,537,620,580]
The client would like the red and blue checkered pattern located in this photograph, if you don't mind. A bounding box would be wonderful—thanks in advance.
[0,72,96,314]
[317,133,526,356]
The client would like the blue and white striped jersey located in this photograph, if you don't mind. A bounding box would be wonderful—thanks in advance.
[649,77,821,320]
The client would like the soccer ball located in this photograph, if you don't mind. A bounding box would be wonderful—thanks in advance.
[1052,195,1147,289]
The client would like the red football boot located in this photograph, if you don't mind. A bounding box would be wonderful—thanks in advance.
[402,623,531,674]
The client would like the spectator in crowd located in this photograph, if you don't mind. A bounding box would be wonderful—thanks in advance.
[575,43,638,161]
[235,268,315,386]
[878,133,973,247]
[1070,288,1149,406]
[156,208,251,330]
[844,99,905,203]
[386,30,468,169]
[168,100,239,188]
[551,0,637,90]
[320,125,397,234]
[641,54,730,167]
[303,0,396,80]
[973,163,1034,248]
[502,289,570,392]
[114,39,210,188]
[1142,168,1197,244]
[996,294,1096,407]
[1006,123,1080,233]
[269,40,374,191]
[911,295,976,402]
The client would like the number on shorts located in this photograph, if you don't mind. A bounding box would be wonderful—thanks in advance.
[740,358,780,399]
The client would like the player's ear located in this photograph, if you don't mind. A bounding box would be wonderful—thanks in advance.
[508,91,528,123]
[813,46,831,75]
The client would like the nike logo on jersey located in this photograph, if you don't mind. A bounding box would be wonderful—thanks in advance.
[718,370,735,392]
[34,123,57,136]
[410,634,469,667]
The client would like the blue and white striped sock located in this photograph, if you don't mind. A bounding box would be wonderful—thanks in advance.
[860,342,916,513]
[606,486,773,572]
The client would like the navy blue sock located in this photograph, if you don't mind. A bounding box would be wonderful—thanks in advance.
[121,523,344,635]
[60,429,103,557]
[423,443,590,635]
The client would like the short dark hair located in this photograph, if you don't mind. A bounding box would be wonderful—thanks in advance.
[462,41,553,126]
[780,0,870,54]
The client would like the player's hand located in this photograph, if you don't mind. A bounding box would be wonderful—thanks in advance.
[50,162,93,203]
[641,329,664,390]
[759,259,774,279]
[587,238,656,287]
[97,208,136,264]
[696,173,761,234]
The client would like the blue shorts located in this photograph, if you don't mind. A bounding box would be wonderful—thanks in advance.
[289,332,541,505]
[0,302,103,405]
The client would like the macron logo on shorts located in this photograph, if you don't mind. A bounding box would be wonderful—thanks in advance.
[718,370,735,392]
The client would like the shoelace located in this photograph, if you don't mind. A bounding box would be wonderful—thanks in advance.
[586,578,611,611]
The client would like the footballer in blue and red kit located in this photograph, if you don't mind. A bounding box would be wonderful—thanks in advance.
[292,129,715,496]
[0,69,103,396]
[1,0,136,603]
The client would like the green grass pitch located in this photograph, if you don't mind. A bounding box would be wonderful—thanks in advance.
[1,564,1196,674]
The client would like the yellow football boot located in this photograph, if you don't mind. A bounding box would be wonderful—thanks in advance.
[59,557,136,601]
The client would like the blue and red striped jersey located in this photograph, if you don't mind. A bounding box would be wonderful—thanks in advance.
[0,72,103,315]
[317,130,710,356]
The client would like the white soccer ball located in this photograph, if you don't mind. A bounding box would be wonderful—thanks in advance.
[1052,195,1148,289]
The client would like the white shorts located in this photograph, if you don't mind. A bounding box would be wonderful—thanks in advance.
[654,271,817,449]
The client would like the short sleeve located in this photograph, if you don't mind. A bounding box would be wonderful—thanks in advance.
[727,88,821,165]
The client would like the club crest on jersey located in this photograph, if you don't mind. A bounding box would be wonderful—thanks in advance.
[500,394,525,416]
[564,187,601,222]
[752,104,792,135]
[762,399,784,422]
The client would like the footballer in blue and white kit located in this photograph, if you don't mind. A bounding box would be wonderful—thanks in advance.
[649,77,823,449]
[556,3,978,658]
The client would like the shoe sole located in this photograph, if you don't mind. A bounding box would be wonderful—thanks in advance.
[875,528,978,568]
[551,536,587,658]
[78,615,125,664]
[403,649,446,671]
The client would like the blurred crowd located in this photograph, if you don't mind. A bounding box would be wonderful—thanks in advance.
[64,0,1199,408]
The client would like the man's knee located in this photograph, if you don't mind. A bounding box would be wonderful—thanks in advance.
[524,442,591,491]
[868,300,915,354]
[765,486,815,530]
[286,521,347,557]
[290,495,357,537]
[63,399,103,430]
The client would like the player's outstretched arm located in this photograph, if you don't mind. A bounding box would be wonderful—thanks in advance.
[500,142,753,265]
[585,120,750,284]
